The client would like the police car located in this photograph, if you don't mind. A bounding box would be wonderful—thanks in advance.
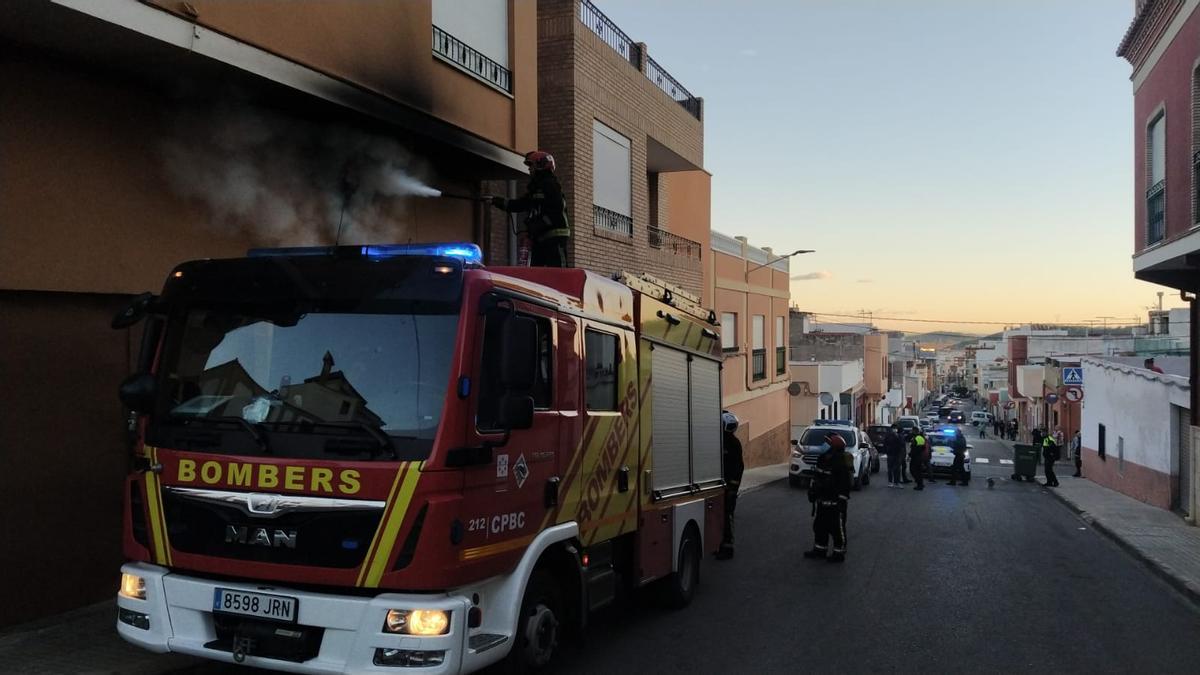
[789,421,871,490]
[926,428,972,483]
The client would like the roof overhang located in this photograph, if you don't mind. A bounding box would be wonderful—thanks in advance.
[1132,226,1200,292]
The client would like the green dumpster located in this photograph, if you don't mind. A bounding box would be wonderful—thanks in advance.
[1012,443,1039,481]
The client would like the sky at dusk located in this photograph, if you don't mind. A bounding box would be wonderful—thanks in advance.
[595,0,1185,333]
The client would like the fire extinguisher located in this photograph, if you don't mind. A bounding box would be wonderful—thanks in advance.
[511,212,531,267]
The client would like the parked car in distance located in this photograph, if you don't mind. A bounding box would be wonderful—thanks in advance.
[927,430,972,483]
[790,422,872,490]
[948,410,965,423]
[970,411,993,426]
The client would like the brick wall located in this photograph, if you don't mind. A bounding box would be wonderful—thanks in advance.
[537,0,704,297]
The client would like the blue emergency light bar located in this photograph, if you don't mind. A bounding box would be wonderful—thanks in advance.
[813,419,854,427]
[248,242,483,265]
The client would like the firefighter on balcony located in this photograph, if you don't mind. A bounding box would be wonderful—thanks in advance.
[491,150,571,268]
[716,411,744,560]
[803,432,852,563]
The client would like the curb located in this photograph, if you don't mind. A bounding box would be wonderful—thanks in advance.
[739,475,787,496]
[1045,487,1200,608]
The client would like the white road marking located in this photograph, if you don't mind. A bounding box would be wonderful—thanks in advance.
[974,458,990,464]
[1000,459,1014,465]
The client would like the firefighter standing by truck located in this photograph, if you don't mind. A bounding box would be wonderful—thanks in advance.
[803,433,852,563]
[491,150,571,267]
[717,411,744,560]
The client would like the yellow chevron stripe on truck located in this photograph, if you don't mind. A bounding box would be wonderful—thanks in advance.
[143,446,172,566]
[356,461,422,587]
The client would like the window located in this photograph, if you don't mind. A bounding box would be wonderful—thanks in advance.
[1148,112,1166,244]
[775,316,786,375]
[751,315,766,381]
[721,312,737,352]
[585,329,619,411]
[592,120,633,236]
[431,0,511,92]
[478,313,553,430]
[1098,423,1106,460]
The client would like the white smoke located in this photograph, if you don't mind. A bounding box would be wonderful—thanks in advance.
[159,103,442,245]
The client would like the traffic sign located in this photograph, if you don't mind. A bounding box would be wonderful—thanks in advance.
[1064,387,1083,403]
[1062,367,1083,386]
[1004,401,1015,410]
[1045,393,1059,404]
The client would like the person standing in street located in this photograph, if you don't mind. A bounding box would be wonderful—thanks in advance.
[1009,419,1018,441]
[909,429,927,490]
[1071,430,1083,477]
[1032,427,1043,449]
[948,427,969,486]
[884,424,905,488]
[1054,427,1065,449]
[1042,431,1060,487]
[803,433,852,562]
[717,411,744,560]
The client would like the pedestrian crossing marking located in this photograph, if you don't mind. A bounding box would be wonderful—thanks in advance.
[974,458,990,464]
[999,459,1014,465]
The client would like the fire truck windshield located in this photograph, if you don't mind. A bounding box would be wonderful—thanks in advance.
[152,307,458,460]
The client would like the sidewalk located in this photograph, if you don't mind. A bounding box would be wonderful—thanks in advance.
[740,462,788,494]
[0,599,197,674]
[1048,477,1200,606]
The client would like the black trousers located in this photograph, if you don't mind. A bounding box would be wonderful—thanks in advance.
[909,458,924,488]
[1044,455,1059,486]
[950,456,967,484]
[1074,455,1082,476]
[812,500,846,553]
[531,237,568,267]
[720,487,738,551]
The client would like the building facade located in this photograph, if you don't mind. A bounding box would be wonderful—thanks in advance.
[711,232,791,468]
[535,0,709,296]
[0,0,537,626]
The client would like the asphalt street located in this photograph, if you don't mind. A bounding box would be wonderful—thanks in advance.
[550,463,1200,674]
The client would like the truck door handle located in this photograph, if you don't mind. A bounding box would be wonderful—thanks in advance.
[544,476,560,509]
[617,466,630,493]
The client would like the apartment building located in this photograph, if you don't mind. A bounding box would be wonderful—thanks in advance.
[0,0,537,626]
[535,0,709,297]
[711,232,791,468]
[1117,0,1200,509]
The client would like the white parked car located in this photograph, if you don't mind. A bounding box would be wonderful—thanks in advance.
[927,429,972,483]
[970,411,992,426]
[789,422,871,490]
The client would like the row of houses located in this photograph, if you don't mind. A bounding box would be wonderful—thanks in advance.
[0,0,794,627]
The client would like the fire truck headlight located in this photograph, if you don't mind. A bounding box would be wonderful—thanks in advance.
[119,573,146,600]
[384,609,450,636]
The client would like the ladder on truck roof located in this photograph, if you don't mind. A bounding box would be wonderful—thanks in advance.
[615,271,717,325]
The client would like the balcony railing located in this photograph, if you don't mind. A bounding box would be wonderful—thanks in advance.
[645,56,701,119]
[433,25,512,93]
[1194,150,1200,225]
[647,225,701,260]
[1147,179,1165,245]
[776,346,786,375]
[578,1,700,121]
[580,0,640,67]
[593,204,633,237]
[752,349,767,381]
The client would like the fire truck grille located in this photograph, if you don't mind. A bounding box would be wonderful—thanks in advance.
[161,491,382,568]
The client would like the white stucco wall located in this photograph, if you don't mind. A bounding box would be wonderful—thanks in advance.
[1081,358,1190,475]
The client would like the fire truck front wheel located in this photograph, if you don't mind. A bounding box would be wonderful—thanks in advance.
[506,570,563,672]
[663,524,701,608]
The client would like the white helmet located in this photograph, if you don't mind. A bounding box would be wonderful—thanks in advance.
[722,410,739,433]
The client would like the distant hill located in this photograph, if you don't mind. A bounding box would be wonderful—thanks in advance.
[904,331,983,345]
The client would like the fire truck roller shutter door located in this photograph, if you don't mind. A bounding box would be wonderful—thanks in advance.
[651,347,690,491]
[689,357,722,484]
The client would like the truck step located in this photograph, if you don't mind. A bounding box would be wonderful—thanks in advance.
[586,566,617,612]
[468,633,509,654]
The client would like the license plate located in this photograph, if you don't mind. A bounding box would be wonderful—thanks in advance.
[213,588,298,622]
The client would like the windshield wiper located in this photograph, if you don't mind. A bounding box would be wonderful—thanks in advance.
[315,421,402,460]
[174,415,270,453]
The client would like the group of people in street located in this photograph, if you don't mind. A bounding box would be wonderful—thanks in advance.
[991,418,1019,440]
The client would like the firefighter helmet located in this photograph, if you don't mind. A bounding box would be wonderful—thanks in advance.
[826,433,847,451]
[524,150,556,173]
[722,410,739,433]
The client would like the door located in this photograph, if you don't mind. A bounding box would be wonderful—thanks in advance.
[1177,405,1192,516]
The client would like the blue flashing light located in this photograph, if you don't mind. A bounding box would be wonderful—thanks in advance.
[248,242,483,265]
[813,419,854,427]
[361,243,483,265]
[939,427,957,435]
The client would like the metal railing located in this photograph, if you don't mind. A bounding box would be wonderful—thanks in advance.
[752,349,767,381]
[1147,179,1166,244]
[433,26,512,93]
[776,346,786,375]
[645,56,701,120]
[1194,150,1200,225]
[593,204,633,237]
[580,0,639,67]
[647,225,701,259]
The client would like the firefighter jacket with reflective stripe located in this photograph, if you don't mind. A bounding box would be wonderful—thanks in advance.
[505,173,571,242]
[811,448,852,500]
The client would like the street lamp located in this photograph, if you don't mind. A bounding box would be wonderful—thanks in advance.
[744,249,814,278]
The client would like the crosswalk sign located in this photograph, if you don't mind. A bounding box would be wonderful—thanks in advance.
[1062,367,1083,386]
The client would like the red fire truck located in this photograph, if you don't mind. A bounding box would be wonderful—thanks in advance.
[113,243,727,673]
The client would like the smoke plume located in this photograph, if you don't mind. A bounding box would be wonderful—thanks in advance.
[159,103,442,245]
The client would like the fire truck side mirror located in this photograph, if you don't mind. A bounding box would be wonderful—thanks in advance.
[119,373,158,413]
[498,315,538,391]
[112,292,158,330]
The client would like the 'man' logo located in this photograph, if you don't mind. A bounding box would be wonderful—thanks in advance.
[224,525,298,549]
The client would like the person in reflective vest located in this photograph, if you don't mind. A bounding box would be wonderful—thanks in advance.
[1042,432,1061,487]
[491,151,571,268]
[716,411,744,560]
[803,433,852,562]
[909,430,927,490]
